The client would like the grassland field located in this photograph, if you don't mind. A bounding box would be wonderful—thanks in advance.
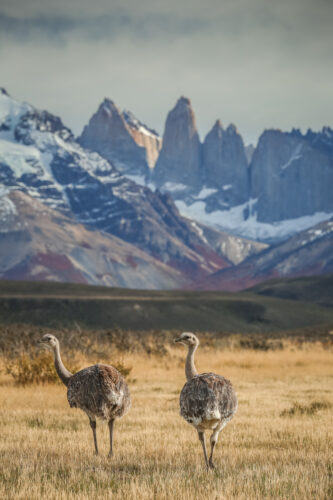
[0,331,332,499]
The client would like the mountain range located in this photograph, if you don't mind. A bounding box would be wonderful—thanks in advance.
[0,88,332,290]
[80,96,333,243]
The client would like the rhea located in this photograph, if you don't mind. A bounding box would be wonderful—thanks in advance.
[38,334,131,457]
[174,332,237,470]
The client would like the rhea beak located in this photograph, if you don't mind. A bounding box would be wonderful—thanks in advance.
[37,339,49,350]
[174,337,182,343]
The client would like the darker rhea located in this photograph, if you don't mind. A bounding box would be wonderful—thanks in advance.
[38,334,131,457]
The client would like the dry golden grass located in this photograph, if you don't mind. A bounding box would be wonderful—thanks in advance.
[0,345,332,499]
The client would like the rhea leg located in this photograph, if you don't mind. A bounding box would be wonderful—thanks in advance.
[208,430,220,469]
[89,418,98,455]
[108,419,115,458]
[198,431,209,470]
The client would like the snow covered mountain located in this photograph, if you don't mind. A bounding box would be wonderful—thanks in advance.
[1,88,331,289]
[162,101,333,243]
[194,218,333,291]
[251,128,333,223]
[0,89,230,284]
[195,222,267,265]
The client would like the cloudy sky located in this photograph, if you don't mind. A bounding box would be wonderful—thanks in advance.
[1,0,332,144]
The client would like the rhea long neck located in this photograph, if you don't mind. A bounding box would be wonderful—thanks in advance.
[185,344,198,381]
[52,343,72,386]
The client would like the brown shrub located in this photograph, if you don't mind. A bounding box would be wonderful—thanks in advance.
[112,360,132,378]
[280,400,332,417]
[4,350,132,386]
[5,352,79,386]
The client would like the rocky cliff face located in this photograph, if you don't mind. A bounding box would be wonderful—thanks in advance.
[149,100,333,242]
[153,97,202,188]
[123,110,162,169]
[245,144,255,164]
[152,107,333,242]
[202,120,249,206]
[78,99,149,177]
[251,129,333,223]
[78,101,162,177]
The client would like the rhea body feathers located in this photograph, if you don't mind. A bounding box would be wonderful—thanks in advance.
[175,332,237,470]
[67,364,130,421]
[39,334,130,457]
[180,372,237,431]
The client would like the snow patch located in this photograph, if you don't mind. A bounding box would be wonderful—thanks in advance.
[0,92,31,138]
[190,220,208,244]
[195,187,218,199]
[175,198,333,242]
[281,144,303,170]
[103,104,112,116]
[125,174,146,186]
[0,189,17,224]
[0,140,42,177]
[123,110,160,139]
[162,182,188,192]
[301,223,333,245]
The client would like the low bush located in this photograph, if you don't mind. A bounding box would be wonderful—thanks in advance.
[4,351,132,386]
[6,352,60,385]
[280,400,332,417]
[112,360,133,378]
[5,352,79,386]
[239,337,283,350]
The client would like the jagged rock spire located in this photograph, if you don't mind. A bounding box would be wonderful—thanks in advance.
[202,119,249,205]
[78,98,149,176]
[153,97,202,188]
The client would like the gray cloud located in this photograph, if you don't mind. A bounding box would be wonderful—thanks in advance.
[0,0,332,144]
[0,12,209,44]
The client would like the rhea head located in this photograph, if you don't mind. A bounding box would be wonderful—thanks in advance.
[38,334,59,350]
[174,332,199,348]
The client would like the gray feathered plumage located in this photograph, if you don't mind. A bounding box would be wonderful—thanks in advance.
[175,332,237,470]
[180,372,237,429]
[67,364,131,420]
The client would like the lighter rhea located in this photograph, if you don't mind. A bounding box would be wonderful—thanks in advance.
[174,332,237,470]
[38,334,130,457]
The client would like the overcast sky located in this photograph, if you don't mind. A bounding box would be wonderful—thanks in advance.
[1,0,332,144]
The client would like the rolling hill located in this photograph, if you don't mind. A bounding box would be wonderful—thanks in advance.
[249,274,333,308]
[0,278,332,334]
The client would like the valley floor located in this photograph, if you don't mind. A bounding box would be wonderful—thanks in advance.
[0,346,332,499]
